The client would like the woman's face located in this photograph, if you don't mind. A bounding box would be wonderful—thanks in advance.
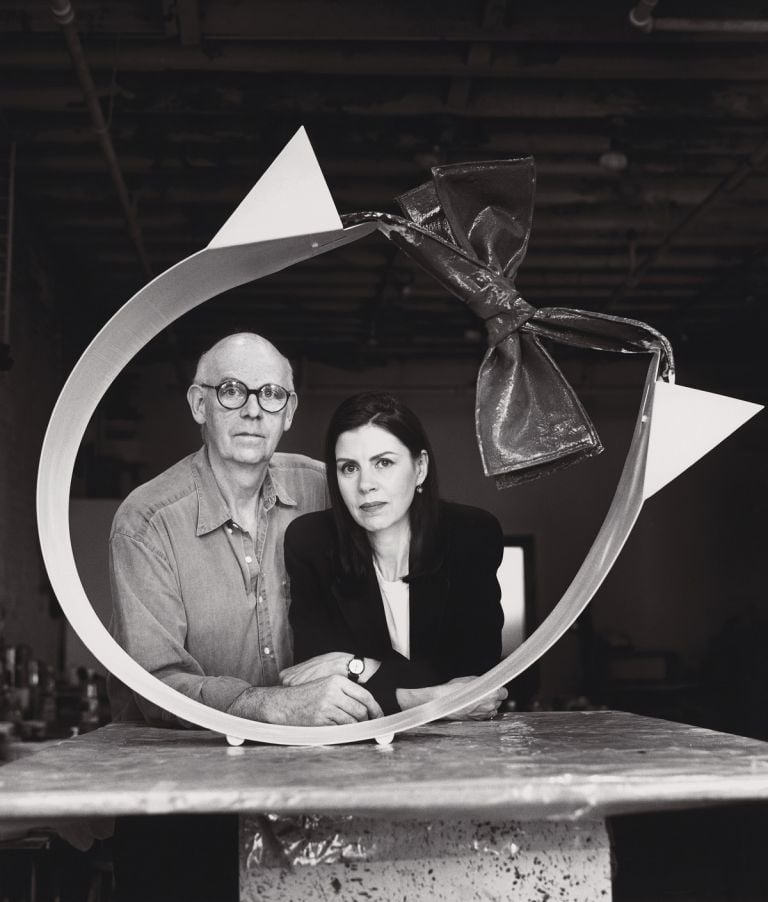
[335,423,428,538]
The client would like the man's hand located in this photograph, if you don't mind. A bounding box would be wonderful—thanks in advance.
[279,652,349,686]
[227,675,384,726]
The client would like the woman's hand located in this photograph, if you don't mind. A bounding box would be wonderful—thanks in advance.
[280,653,382,686]
[395,677,508,719]
[440,676,508,721]
[280,652,350,686]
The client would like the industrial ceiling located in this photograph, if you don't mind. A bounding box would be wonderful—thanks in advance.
[2,0,768,376]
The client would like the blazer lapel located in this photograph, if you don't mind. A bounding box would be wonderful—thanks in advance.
[331,565,392,656]
[409,568,449,661]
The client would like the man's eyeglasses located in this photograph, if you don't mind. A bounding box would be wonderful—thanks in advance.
[199,380,293,412]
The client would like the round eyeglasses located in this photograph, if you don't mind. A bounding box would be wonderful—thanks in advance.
[199,380,293,412]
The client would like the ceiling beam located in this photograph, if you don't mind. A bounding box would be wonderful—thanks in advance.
[175,0,201,46]
[8,0,768,43]
[6,42,768,80]
[5,77,768,122]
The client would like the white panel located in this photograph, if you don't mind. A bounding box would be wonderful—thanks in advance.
[498,546,526,656]
[208,126,342,248]
[644,381,762,499]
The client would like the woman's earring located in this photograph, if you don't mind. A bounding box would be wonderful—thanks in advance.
[416,483,424,494]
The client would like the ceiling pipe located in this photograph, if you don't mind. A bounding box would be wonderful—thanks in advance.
[49,0,188,384]
[629,1,768,34]
[0,141,15,370]
[3,141,15,345]
[608,134,768,308]
[49,0,152,283]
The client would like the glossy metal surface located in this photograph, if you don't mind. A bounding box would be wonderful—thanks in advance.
[344,156,674,487]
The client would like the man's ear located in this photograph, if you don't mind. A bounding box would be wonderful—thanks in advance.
[187,384,207,425]
[282,392,298,433]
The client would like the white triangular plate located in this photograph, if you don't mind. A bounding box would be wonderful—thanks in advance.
[643,380,762,499]
[208,126,342,249]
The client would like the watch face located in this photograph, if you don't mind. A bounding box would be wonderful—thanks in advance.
[349,657,365,675]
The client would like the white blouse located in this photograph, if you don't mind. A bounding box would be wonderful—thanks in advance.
[373,560,411,660]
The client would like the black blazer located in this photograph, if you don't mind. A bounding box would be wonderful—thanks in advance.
[284,501,504,714]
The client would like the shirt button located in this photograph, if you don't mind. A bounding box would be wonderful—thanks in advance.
[264,646,270,655]
[245,556,252,564]
[226,527,232,534]
[258,596,263,604]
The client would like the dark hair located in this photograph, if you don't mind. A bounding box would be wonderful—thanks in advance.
[324,391,441,581]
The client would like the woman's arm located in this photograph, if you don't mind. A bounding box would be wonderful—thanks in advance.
[285,517,353,664]
[285,515,439,714]
[280,652,381,686]
[397,677,507,720]
[442,506,505,679]
[391,506,507,720]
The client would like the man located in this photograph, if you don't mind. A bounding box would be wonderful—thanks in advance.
[108,333,382,902]
[108,332,382,727]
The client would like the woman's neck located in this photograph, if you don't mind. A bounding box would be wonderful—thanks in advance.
[369,522,410,581]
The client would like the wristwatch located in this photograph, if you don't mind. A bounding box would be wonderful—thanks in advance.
[346,655,365,683]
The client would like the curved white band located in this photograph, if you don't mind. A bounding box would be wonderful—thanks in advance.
[36,224,658,746]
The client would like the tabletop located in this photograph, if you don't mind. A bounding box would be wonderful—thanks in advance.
[2,711,768,822]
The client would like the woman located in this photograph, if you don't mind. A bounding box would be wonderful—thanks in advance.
[281,391,507,721]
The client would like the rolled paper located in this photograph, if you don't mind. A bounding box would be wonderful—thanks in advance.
[343,156,674,487]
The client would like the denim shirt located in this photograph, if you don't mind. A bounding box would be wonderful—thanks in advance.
[108,446,328,724]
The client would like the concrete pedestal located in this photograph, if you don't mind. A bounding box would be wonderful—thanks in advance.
[2,712,768,900]
[240,814,611,901]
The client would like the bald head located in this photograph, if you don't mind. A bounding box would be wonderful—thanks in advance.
[187,332,298,467]
[193,333,294,391]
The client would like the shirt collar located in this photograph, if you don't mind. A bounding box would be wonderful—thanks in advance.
[192,447,231,536]
[192,447,297,536]
[269,466,298,509]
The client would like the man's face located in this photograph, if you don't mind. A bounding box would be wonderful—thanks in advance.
[187,338,297,468]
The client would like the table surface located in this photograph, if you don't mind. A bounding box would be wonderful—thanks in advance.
[1,711,768,822]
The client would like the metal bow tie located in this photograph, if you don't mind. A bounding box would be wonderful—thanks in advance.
[343,156,674,488]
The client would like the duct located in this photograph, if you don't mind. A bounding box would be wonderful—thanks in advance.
[2,142,14,346]
[48,0,188,385]
[49,0,152,282]
[607,133,768,308]
[629,1,768,34]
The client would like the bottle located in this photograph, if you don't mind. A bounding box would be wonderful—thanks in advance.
[14,644,31,719]
[39,664,58,734]
[3,645,22,734]
[27,660,40,720]
[0,606,7,721]
[79,668,100,733]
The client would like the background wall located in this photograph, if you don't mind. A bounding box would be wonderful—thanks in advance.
[0,244,65,668]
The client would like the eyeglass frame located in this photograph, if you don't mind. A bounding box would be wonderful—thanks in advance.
[198,380,295,412]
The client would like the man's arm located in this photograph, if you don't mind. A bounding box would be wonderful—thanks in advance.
[110,530,382,726]
[226,675,382,725]
[109,531,253,723]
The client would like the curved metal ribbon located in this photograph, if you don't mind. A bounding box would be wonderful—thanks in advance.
[343,156,674,487]
[37,220,661,746]
[36,154,674,745]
